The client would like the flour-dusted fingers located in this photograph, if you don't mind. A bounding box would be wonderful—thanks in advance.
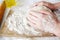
[26,16,44,31]
[32,1,56,10]
[39,10,59,23]
[39,10,53,15]
[26,17,37,27]
[26,11,38,28]
[26,10,45,30]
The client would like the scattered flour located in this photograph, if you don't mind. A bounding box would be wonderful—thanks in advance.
[5,6,55,36]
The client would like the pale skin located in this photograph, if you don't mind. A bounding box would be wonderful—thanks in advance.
[26,1,60,37]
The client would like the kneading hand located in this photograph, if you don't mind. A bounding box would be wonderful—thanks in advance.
[26,1,59,34]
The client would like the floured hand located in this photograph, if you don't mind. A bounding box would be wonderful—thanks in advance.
[26,2,59,34]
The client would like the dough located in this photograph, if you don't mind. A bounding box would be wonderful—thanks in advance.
[0,5,56,37]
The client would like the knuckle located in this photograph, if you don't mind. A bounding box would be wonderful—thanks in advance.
[40,1,45,4]
[35,1,45,6]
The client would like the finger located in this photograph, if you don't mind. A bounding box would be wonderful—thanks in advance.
[26,17,43,30]
[27,13,46,30]
[29,10,48,21]
[26,13,42,28]
[27,10,43,24]
[39,10,58,23]
[30,1,45,8]
[27,11,39,22]
[26,16,36,25]
[31,1,49,7]
[29,12,38,18]
[32,1,55,10]
[28,13,38,21]
[26,17,37,28]
[27,12,44,23]
[30,10,55,22]
[28,13,43,23]
[30,10,52,16]
[29,10,44,18]
[39,10,57,20]
[39,10,53,15]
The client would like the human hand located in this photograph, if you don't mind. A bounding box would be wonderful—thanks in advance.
[26,2,59,33]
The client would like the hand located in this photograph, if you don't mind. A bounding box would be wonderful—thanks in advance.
[26,1,60,37]
[27,10,59,32]
[26,2,59,33]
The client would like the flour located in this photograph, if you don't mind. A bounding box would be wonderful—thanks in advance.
[5,7,43,36]
[4,5,55,37]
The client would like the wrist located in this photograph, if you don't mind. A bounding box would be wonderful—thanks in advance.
[54,2,60,9]
[53,4,58,10]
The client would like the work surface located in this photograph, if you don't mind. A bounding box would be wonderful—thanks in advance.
[0,37,60,40]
